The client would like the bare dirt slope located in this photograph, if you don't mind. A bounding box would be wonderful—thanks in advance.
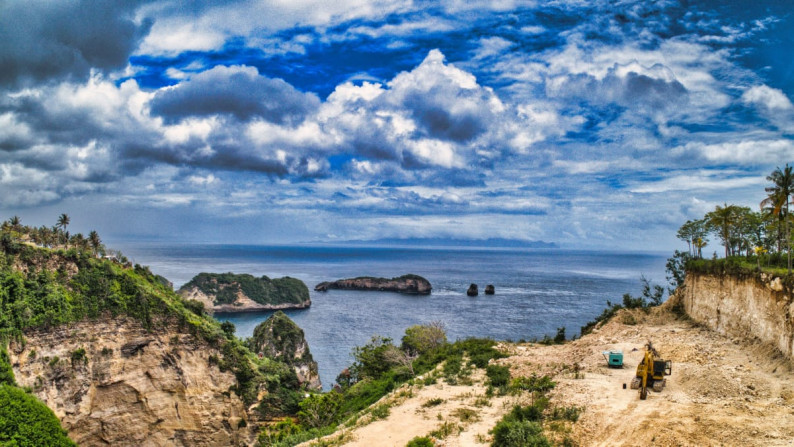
[308,303,794,446]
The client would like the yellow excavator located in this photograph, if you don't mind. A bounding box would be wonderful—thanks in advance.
[629,341,672,399]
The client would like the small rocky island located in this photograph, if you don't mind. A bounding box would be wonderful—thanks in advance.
[315,274,432,295]
[179,272,311,313]
[248,311,321,390]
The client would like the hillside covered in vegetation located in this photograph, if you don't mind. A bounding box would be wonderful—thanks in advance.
[179,272,311,312]
[0,216,311,444]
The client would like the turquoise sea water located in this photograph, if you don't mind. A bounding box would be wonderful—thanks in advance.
[118,244,668,389]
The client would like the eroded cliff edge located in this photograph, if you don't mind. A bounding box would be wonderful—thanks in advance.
[0,235,318,446]
[9,317,252,446]
[683,271,794,359]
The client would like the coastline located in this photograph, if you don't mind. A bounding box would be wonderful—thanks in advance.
[210,300,311,314]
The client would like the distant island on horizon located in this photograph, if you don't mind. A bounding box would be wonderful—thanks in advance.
[321,237,558,249]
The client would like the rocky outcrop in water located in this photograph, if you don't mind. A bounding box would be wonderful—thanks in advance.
[467,284,478,296]
[179,273,311,313]
[9,317,256,446]
[247,312,321,390]
[314,274,431,295]
[484,284,495,295]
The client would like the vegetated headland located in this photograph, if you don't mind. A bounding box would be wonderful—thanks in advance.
[3,165,794,446]
[179,272,312,313]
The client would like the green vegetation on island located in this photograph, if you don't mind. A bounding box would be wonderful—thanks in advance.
[180,272,310,307]
[249,311,315,368]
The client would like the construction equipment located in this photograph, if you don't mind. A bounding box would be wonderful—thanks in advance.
[629,341,672,399]
[602,350,624,368]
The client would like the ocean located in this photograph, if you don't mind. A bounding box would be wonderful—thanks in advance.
[117,243,669,389]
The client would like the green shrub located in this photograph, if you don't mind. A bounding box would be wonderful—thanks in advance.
[0,384,76,446]
[370,403,390,420]
[0,347,15,387]
[221,321,236,337]
[70,348,87,366]
[422,397,444,408]
[508,399,548,422]
[453,407,479,423]
[442,355,462,380]
[298,392,343,429]
[184,299,206,316]
[430,421,460,439]
[486,364,510,388]
[510,375,555,393]
[348,336,401,382]
[550,405,583,422]
[406,436,435,447]
[490,419,549,447]
[402,321,447,355]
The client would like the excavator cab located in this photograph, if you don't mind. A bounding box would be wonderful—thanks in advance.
[653,360,671,378]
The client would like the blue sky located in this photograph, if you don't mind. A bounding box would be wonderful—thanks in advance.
[1,0,792,251]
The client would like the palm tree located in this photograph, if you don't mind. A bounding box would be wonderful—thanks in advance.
[56,213,70,232]
[8,216,20,232]
[55,213,70,247]
[706,204,738,258]
[763,165,794,273]
[88,230,102,256]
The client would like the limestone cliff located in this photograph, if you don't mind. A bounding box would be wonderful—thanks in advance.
[179,273,311,313]
[9,317,256,446]
[248,312,321,390]
[682,271,794,359]
[314,274,432,294]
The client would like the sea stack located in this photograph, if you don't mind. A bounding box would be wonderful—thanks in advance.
[249,311,322,390]
[485,284,495,295]
[467,284,479,296]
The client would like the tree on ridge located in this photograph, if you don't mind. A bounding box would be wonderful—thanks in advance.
[706,204,739,258]
[56,213,70,232]
[763,165,794,273]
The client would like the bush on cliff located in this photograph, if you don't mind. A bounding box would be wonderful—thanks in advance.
[0,385,76,446]
[402,321,447,355]
[0,347,15,387]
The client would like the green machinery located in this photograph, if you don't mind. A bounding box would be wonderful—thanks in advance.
[602,350,624,368]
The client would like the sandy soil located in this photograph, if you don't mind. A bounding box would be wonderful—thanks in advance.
[304,301,794,446]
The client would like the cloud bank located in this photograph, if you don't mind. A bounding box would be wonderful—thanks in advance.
[1,0,793,250]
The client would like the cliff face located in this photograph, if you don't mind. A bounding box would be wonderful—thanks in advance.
[179,273,311,313]
[9,317,254,446]
[314,274,432,294]
[683,272,794,358]
[248,312,321,390]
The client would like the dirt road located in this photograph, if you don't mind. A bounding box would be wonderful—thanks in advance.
[306,303,794,446]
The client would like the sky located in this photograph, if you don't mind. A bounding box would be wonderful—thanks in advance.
[1,0,793,251]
